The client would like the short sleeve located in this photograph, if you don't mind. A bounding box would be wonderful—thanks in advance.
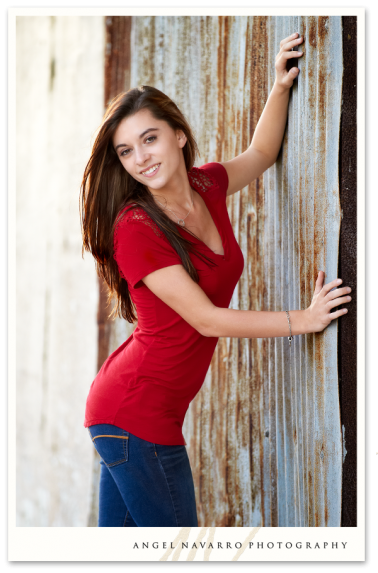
[197,162,229,198]
[114,215,183,289]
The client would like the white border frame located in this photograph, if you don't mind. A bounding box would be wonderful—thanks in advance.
[8,4,365,563]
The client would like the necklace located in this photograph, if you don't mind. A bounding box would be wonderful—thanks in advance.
[154,187,194,227]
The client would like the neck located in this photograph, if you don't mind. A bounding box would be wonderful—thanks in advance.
[150,167,193,212]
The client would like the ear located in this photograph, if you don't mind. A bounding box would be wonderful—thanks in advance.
[176,130,187,148]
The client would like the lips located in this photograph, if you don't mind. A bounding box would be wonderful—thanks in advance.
[140,163,161,177]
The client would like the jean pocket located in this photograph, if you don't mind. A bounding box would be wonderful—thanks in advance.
[88,424,129,467]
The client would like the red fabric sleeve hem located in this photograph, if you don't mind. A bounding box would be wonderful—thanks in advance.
[113,217,183,288]
[130,261,183,289]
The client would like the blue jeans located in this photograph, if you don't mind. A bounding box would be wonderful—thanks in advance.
[87,424,198,527]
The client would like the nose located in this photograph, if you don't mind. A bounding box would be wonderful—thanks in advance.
[134,146,150,167]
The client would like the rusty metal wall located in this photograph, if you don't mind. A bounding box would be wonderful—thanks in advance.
[104,15,344,527]
[262,16,343,527]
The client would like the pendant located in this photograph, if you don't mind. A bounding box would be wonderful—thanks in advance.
[178,219,185,227]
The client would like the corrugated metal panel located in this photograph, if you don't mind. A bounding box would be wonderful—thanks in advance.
[263,16,343,526]
[106,15,343,527]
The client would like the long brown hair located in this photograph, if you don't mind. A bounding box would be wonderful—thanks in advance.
[80,85,217,323]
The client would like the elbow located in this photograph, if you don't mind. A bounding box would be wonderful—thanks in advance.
[262,149,278,171]
[198,324,213,337]
[264,155,278,170]
[251,146,277,171]
[259,159,277,177]
[195,310,218,338]
[184,304,219,337]
[194,320,211,337]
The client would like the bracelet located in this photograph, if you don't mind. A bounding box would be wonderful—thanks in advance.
[285,311,293,346]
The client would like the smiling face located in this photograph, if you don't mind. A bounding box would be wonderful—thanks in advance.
[112,108,187,191]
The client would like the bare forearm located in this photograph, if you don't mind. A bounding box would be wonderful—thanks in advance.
[250,82,290,164]
[203,307,311,339]
[248,32,304,165]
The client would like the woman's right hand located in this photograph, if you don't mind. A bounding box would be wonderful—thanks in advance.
[305,271,352,333]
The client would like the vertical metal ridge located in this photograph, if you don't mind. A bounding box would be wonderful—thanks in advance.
[297,88,307,526]
[322,15,343,527]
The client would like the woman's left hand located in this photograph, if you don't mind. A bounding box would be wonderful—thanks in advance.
[275,32,304,90]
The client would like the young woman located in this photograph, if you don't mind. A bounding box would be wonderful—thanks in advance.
[80,33,351,527]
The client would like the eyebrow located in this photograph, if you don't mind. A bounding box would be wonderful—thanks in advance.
[115,128,160,150]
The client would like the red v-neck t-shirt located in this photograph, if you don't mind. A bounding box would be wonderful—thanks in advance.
[83,162,244,445]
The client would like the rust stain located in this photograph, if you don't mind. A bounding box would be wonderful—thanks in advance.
[308,17,317,48]
[318,16,329,44]
[104,16,132,107]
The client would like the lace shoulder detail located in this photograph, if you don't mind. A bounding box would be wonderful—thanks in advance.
[188,166,218,193]
[115,204,163,238]
[113,205,164,280]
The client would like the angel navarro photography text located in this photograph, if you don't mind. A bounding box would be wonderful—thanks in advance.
[133,541,348,551]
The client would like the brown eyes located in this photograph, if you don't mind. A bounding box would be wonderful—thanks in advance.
[119,136,157,158]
